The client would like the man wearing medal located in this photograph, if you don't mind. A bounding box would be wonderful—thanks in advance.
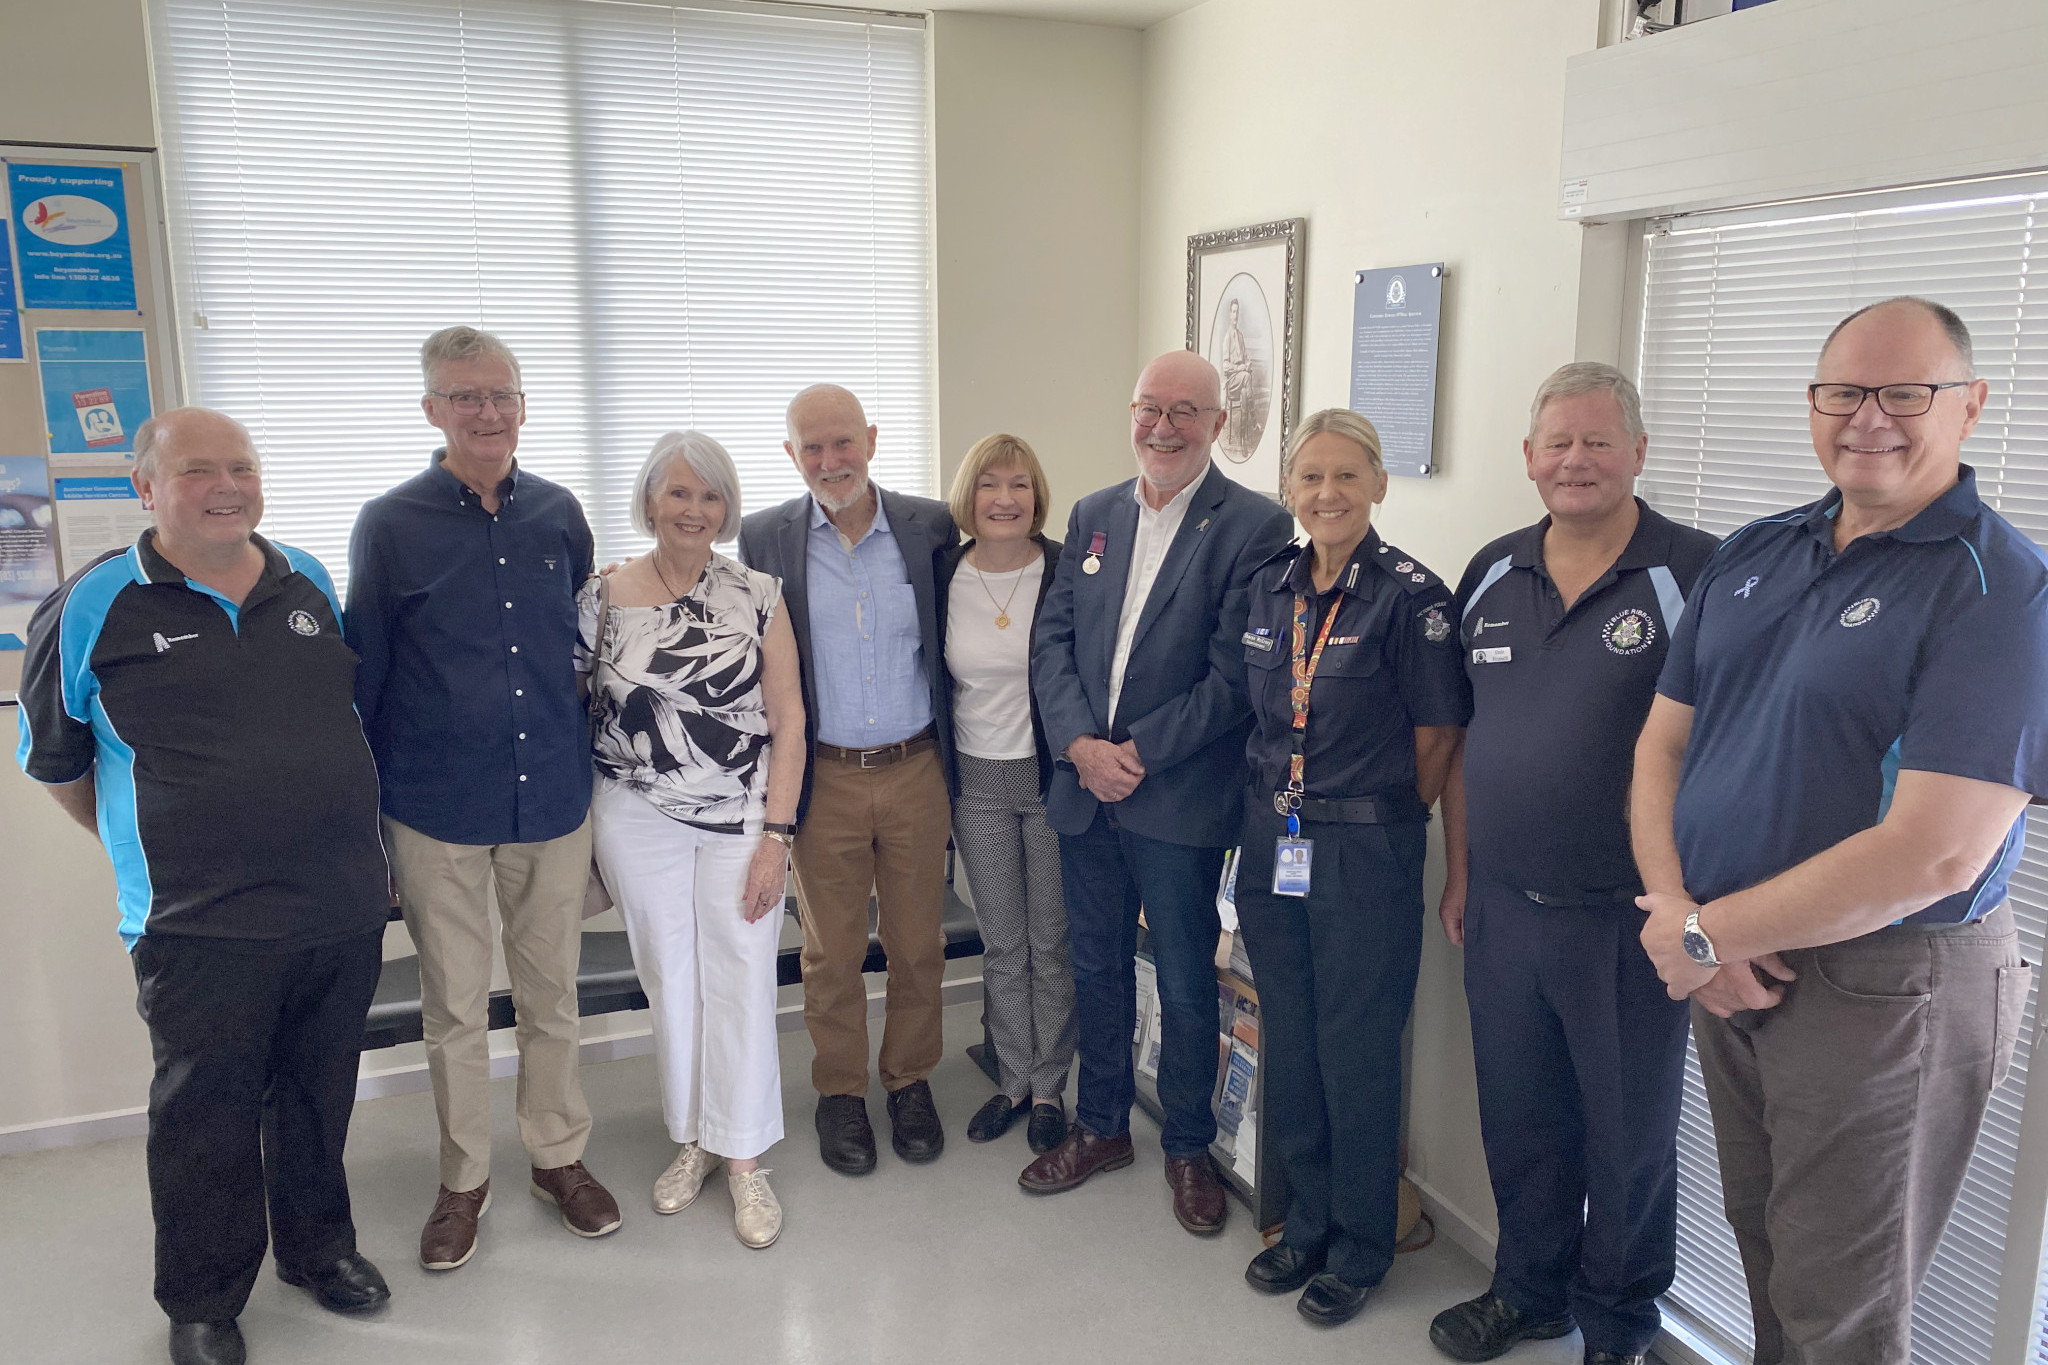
[1022,350,1293,1235]
[1231,408,1469,1326]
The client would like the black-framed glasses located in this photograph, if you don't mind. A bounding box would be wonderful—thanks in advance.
[1131,401,1222,430]
[430,389,526,416]
[1808,381,1971,418]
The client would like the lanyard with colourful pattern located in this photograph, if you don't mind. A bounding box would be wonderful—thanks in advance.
[1281,588,1343,832]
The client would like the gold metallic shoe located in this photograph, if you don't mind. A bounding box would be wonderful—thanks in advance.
[727,1167,782,1249]
[652,1143,721,1215]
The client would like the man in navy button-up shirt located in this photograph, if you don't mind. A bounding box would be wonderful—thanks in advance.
[347,327,618,1271]
[1633,299,2048,1364]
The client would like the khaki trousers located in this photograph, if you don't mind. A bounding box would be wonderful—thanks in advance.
[384,815,595,1192]
[1694,904,2030,1365]
[792,745,951,1097]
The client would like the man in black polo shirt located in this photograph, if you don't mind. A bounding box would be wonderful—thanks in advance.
[1429,364,1716,1365]
[1635,298,2048,1364]
[16,408,391,1365]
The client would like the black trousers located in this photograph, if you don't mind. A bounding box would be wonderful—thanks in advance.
[1463,877,1689,1357]
[1234,806,1427,1287]
[131,930,382,1324]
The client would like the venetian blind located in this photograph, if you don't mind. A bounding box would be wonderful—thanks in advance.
[150,0,931,595]
[1637,173,2048,1365]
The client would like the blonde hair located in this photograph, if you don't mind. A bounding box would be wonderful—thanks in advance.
[1283,408,1384,481]
[949,433,1050,540]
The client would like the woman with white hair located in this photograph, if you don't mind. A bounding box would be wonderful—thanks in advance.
[578,430,805,1249]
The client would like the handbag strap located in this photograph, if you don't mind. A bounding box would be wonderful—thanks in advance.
[585,571,614,723]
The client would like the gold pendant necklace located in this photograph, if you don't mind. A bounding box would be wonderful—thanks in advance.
[973,552,1029,629]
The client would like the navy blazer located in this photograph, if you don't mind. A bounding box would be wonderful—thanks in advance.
[736,485,960,822]
[1032,463,1294,847]
[936,535,1063,795]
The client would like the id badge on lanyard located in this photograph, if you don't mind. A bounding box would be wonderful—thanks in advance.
[1274,586,1340,898]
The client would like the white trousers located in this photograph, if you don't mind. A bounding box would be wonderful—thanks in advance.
[591,780,785,1159]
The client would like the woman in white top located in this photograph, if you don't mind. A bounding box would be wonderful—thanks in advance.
[578,431,805,1249]
[936,434,1076,1156]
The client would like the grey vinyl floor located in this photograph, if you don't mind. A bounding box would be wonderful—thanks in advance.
[0,1000,1595,1365]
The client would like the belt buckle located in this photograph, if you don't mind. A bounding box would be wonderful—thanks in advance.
[860,746,885,770]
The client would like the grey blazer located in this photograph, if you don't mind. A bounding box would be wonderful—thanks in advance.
[1031,462,1294,848]
[736,484,959,822]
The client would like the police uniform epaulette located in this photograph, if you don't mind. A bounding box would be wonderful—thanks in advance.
[1371,542,1444,594]
[1256,541,1306,576]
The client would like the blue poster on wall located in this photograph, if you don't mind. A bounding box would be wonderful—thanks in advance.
[0,218,21,361]
[35,328,152,457]
[0,456,59,651]
[6,162,137,311]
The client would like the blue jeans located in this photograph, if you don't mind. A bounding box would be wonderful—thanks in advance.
[1059,808,1225,1159]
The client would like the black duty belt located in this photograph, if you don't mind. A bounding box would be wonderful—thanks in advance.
[1523,888,1640,907]
[1270,792,1428,825]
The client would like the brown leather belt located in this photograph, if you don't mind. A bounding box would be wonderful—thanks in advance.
[815,728,937,769]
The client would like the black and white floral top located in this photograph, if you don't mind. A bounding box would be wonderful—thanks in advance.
[575,554,781,832]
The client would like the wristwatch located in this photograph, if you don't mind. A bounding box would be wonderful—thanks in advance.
[764,821,797,850]
[1682,908,1721,968]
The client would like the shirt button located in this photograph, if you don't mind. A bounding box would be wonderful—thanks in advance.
[510,645,519,653]
[868,717,876,723]
[515,689,524,697]
[518,732,527,740]
[519,774,527,782]
[504,601,513,609]
[499,557,506,565]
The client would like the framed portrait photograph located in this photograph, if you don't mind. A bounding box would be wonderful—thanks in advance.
[1185,218,1305,499]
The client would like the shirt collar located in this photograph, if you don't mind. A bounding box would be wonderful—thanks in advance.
[1131,470,1204,517]
[1507,497,1669,572]
[1282,526,1383,596]
[1799,464,1980,547]
[809,483,892,539]
[427,447,521,506]
[136,527,288,587]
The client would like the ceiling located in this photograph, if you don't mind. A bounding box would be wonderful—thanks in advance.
[923,0,1206,28]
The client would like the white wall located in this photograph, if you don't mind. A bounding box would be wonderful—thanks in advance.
[931,11,1142,530]
[1135,0,1606,1246]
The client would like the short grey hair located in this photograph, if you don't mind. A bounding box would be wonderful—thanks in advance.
[1528,362,1645,441]
[633,430,743,541]
[420,325,522,391]
[132,407,256,479]
[1819,296,1975,377]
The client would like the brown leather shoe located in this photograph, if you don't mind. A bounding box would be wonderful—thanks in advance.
[530,1161,622,1238]
[420,1181,490,1270]
[1017,1122,1133,1194]
[1166,1154,1227,1234]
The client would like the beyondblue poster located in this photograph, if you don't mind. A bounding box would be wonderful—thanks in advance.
[7,162,137,311]
[35,328,152,457]
[0,219,21,361]
[0,456,59,651]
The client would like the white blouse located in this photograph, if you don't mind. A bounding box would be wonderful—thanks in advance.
[945,554,1043,762]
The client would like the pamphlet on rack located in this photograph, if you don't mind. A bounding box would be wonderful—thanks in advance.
[0,456,59,650]
[1215,1039,1257,1156]
[54,476,151,575]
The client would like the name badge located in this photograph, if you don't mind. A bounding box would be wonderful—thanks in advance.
[1473,647,1512,664]
[1242,632,1275,651]
[1272,837,1314,897]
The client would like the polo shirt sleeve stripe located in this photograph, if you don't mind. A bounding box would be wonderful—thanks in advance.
[1461,553,1514,623]
[88,696,154,948]
[15,550,135,784]
[1647,564,1687,630]
[279,543,343,623]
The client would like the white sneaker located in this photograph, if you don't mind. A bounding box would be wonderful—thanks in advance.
[727,1167,782,1249]
[653,1143,721,1214]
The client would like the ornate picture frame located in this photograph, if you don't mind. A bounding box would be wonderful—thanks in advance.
[1185,218,1306,499]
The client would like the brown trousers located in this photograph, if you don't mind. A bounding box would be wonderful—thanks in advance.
[1693,904,2030,1365]
[791,745,952,1097]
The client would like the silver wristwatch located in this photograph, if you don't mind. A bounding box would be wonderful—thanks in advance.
[1682,909,1721,968]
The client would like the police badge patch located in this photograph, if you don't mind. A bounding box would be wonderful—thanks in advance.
[1602,608,1653,656]
[287,609,321,637]
[1422,606,1452,644]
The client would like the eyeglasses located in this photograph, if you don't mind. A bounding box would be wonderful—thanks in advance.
[1807,381,1970,418]
[431,390,526,416]
[1131,401,1222,431]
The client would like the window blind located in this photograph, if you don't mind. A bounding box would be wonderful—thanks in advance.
[150,0,931,594]
[1637,173,2048,1365]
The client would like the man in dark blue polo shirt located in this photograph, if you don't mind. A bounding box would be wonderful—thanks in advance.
[1634,298,2048,1365]
[347,326,617,1272]
[17,408,391,1365]
[1428,364,1716,1365]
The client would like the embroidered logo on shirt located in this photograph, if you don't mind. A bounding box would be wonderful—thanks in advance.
[287,609,321,637]
[1734,575,1760,599]
[1603,608,1654,656]
[1840,597,1881,627]
[152,631,200,654]
[1473,618,1509,635]
[543,556,559,571]
[1422,607,1452,644]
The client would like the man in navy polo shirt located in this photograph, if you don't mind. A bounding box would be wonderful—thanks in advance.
[1634,298,2047,1365]
[1428,364,1716,1365]
[17,408,392,1365]
[348,326,618,1272]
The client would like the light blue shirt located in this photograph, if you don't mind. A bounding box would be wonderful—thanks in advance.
[805,491,933,747]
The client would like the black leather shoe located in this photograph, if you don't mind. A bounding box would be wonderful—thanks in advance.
[1297,1272,1373,1326]
[815,1093,878,1175]
[1245,1242,1325,1294]
[886,1079,945,1161]
[1429,1291,1576,1361]
[1585,1354,1645,1365]
[277,1249,391,1313]
[168,1321,245,1365]
[966,1093,1028,1143]
[1026,1102,1067,1155]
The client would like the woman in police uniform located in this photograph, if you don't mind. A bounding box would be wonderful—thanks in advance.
[1235,408,1470,1325]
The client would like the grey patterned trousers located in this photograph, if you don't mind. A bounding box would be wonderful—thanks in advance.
[952,753,1077,1102]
